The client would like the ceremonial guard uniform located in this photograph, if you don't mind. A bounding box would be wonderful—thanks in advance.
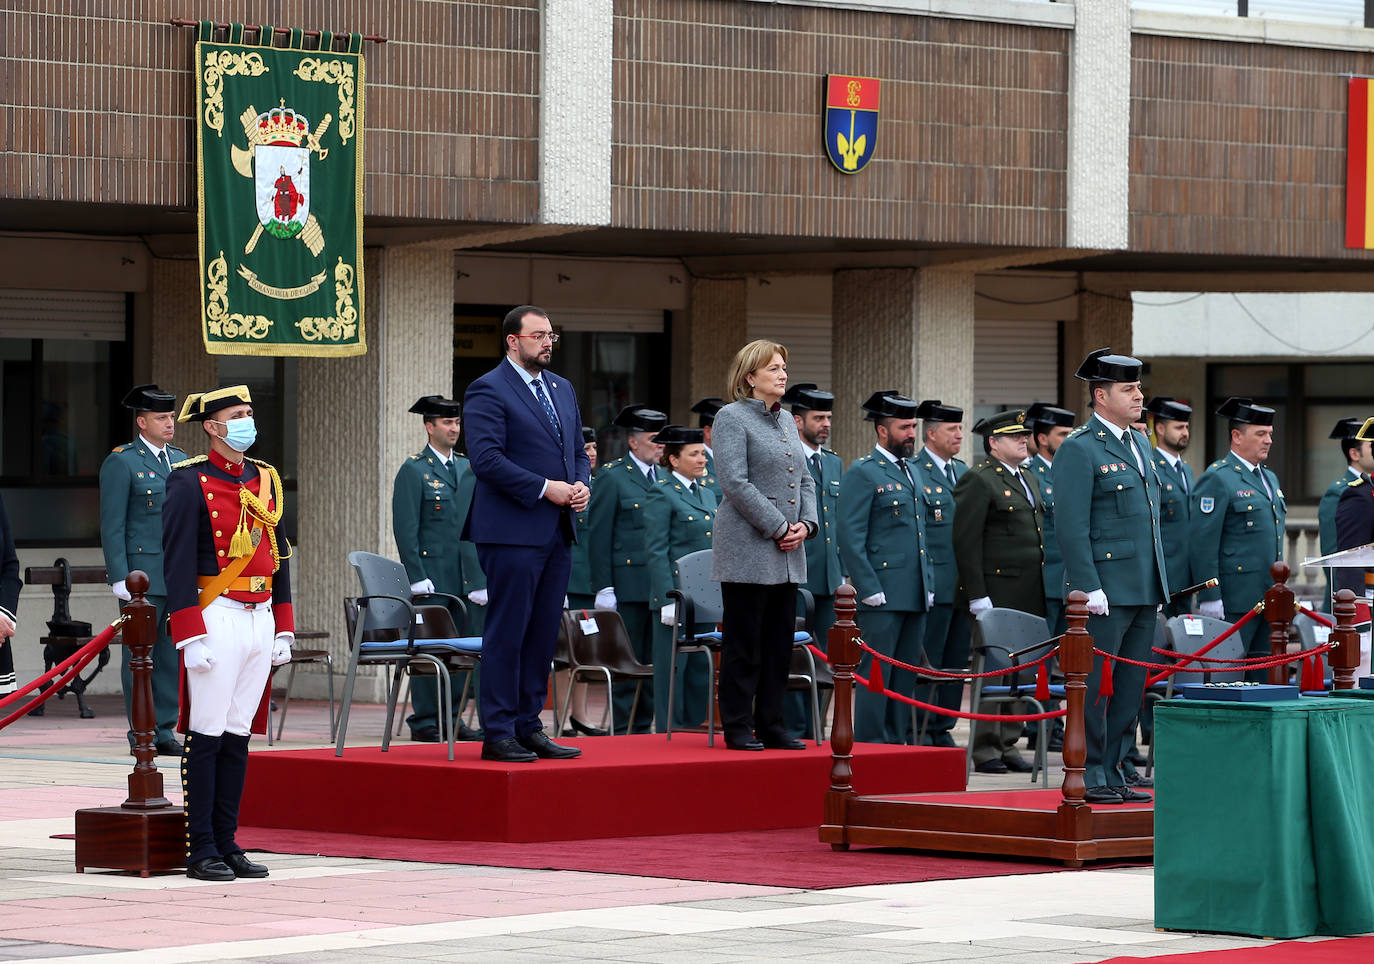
[163,386,293,881]
[952,410,1043,772]
[1054,351,1167,804]
[99,385,187,753]
[587,404,668,733]
[691,397,725,502]
[0,495,18,698]
[391,396,480,741]
[1321,417,1369,607]
[1145,397,1195,617]
[837,391,933,744]
[643,425,717,732]
[1189,397,1286,671]
[1334,417,1374,600]
[911,399,969,747]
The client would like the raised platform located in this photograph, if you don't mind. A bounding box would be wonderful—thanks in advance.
[241,735,966,843]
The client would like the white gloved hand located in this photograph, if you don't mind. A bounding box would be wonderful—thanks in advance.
[595,587,618,610]
[111,580,132,602]
[270,634,293,666]
[1086,589,1110,616]
[1199,599,1225,620]
[660,603,676,626]
[969,596,993,615]
[927,591,936,608]
[410,578,435,596]
[183,641,215,674]
[468,588,488,607]
[861,592,887,608]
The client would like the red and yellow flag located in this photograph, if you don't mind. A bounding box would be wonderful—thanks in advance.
[1347,77,1374,249]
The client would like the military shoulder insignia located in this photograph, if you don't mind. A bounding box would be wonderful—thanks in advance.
[409,454,420,460]
[1350,478,1366,487]
[112,445,126,453]
[172,455,208,469]
[1199,496,1215,514]
[1067,425,1088,438]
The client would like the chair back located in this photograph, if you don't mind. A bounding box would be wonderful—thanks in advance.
[348,551,414,635]
[569,609,652,675]
[1164,615,1246,684]
[673,549,723,625]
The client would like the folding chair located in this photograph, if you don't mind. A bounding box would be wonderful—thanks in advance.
[969,607,1062,787]
[558,609,652,736]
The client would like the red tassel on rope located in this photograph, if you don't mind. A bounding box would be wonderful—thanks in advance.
[1035,662,1050,701]
[1099,657,1114,697]
[1302,655,1322,692]
[867,659,884,693]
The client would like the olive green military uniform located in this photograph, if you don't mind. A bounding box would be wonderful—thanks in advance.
[1054,418,1169,789]
[837,450,933,744]
[1189,452,1286,670]
[99,437,188,747]
[1152,449,1194,616]
[587,456,658,733]
[1319,469,1361,610]
[643,474,717,732]
[912,450,969,743]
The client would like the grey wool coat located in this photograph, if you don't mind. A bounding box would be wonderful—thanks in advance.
[710,398,819,585]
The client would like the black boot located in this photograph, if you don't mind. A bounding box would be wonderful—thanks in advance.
[213,732,251,861]
[182,731,222,867]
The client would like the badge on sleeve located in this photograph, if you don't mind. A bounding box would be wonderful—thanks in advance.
[1199,497,1215,514]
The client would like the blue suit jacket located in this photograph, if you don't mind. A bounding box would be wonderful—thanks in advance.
[462,359,591,546]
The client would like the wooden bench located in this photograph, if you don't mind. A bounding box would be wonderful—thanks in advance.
[23,560,112,719]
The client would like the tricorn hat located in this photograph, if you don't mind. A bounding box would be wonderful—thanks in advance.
[915,399,963,423]
[1329,416,1366,440]
[1144,396,1192,423]
[1355,417,1374,443]
[612,404,668,433]
[178,385,252,423]
[651,424,705,446]
[1216,396,1275,426]
[120,384,175,413]
[408,395,462,419]
[1074,348,1143,383]
[1024,401,1076,430]
[689,397,725,427]
[581,425,597,445]
[860,390,919,422]
[973,409,1031,437]
[781,383,835,413]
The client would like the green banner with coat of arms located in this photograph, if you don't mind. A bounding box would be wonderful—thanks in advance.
[195,22,366,356]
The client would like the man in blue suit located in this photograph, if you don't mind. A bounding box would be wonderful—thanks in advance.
[463,305,592,762]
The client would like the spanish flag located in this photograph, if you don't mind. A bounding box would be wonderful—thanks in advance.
[1347,77,1374,249]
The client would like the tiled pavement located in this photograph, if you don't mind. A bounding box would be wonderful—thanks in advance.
[0,695,1357,962]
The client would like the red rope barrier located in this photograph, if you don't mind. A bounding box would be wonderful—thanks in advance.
[1297,606,1334,629]
[1145,605,1261,686]
[1103,643,1334,676]
[854,639,1058,680]
[1148,647,1311,666]
[0,637,114,730]
[0,620,122,712]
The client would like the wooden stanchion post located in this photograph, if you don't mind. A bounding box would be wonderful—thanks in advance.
[1263,562,1295,686]
[820,586,860,852]
[74,571,184,876]
[1330,589,1361,691]
[1056,591,1091,862]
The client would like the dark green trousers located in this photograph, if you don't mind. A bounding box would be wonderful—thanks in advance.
[853,608,927,744]
[1083,605,1154,788]
[407,601,483,737]
[914,603,971,740]
[651,620,712,733]
[120,595,179,746]
[785,593,835,740]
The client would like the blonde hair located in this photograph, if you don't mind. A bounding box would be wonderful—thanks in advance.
[726,340,788,401]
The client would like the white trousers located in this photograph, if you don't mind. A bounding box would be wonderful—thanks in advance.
[187,600,274,737]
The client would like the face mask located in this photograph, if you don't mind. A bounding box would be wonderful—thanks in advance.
[212,416,257,453]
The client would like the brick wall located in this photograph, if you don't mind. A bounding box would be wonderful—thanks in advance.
[1131,33,1374,260]
[0,0,540,224]
[612,0,1069,245]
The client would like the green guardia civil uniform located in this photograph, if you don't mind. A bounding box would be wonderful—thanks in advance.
[1189,452,1286,666]
[1319,469,1359,610]
[837,450,933,744]
[1152,449,1195,616]
[1054,419,1169,789]
[392,447,473,737]
[587,456,658,734]
[1029,454,1067,633]
[701,448,722,503]
[99,437,188,747]
[642,473,717,733]
[912,450,970,742]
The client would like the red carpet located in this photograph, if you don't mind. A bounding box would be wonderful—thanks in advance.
[241,734,966,843]
[238,823,1079,888]
[1096,936,1374,962]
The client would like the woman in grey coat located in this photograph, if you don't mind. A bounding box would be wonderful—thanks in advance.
[711,340,818,750]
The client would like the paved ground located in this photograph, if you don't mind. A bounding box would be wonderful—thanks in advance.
[0,693,1355,962]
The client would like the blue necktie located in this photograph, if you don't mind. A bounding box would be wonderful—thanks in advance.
[531,377,560,434]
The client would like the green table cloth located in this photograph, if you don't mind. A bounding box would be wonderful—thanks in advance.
[1325,688,1374,701]
[1154,697,1374,937]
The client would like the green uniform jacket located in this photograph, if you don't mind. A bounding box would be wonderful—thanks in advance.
[837,452,932,612]
[588,456,656,602]
[392,448,468,595]
[453,467,485,596]
[1152,449,1194,595]
[1189,452,1286,611]
[912,449,966,605]
[1054,421,1169,607]
[643,475,718,610]
[701,449,722,503]
[1028,454,1064,602]
[951,457,1045,614]
[567,480,594,598]
[803,448,846,597]
[1319,471,1357,556]
[99,439,188,597]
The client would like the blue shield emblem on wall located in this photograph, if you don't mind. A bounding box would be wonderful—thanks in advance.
[824,74,881,174]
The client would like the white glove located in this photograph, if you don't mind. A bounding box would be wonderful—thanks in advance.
[660,603,676,626]
[183,641,215,674]
[1086,589,1110,616]
[969,596,993,615]
[410,578,435,596]
[468,588,488,607]
[861,592,887,608]
[271,635,293,666]
[111,580,132,602]
[595,587,618,610]
[927,591,936,608]
[1199,599,1225,620]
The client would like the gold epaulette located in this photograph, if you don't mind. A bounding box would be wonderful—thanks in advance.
[171,454,207,470]
[409,454,420,460]
[1066,424,1089,439]
[111,444,126,453]
[1350,477,1367,488]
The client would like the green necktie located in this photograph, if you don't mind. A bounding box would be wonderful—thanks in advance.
[945,463,957,488]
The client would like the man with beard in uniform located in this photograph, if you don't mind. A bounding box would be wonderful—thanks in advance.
[1146,397,1195,617]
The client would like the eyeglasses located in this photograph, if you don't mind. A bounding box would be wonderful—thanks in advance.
[513,331,560,344]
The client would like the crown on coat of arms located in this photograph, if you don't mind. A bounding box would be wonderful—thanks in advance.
[246,100,310,147]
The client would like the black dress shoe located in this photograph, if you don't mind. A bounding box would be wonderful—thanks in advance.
[1118,786,1153,803]
[567,717,609,737]
[481,737,538,762]
[1125,749,1148,767]
[1003,755,1034,774]
[186,857,236,881]
[725,738,764,751]
[457,722,484,742]
[516,729,582,759]
[1124,770,1154,788]
[223,851,269,878]
[761,737,807,750]
[155,738,183,756]
[411,726,441,743]
[1084,786,1124,805]
[974,759,1009,774]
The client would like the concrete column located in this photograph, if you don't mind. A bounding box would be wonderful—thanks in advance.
[831,268,975,465]
[1068,0,1130,250]
[1064,287,1133,416]
[686,278,747,406]
[540,0,612,226]
[295,247,454,689]
[147,258,217,457]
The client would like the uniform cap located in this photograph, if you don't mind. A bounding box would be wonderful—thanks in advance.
[408,395,462,418]
[1144,396,1193,423]
[781,383,835,413]
[1074,348,1143,383]
[1024,401,1076,430]
[972,409,1031,437]
[178,385,252,423]
[915,399,963,423]
[1329,416,1366,440]
[1216,396,1275,426]
[1355,417,1374,443]
[120,384,175,413]
[651,424,705,445]
[582,425,597,445]
[689,397,725,427]
[612,404,669,433]
[860,390,919,421]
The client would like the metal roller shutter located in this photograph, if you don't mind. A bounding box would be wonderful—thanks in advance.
[747,311,832,389]
[0,289,127,340]
[973,320,1059,407]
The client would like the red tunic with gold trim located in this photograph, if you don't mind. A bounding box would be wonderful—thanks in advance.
[162,450,294,733]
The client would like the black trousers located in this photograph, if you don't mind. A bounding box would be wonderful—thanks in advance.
[719,581,796,743]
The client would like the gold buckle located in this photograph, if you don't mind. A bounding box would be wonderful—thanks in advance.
[250,575,267,593]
